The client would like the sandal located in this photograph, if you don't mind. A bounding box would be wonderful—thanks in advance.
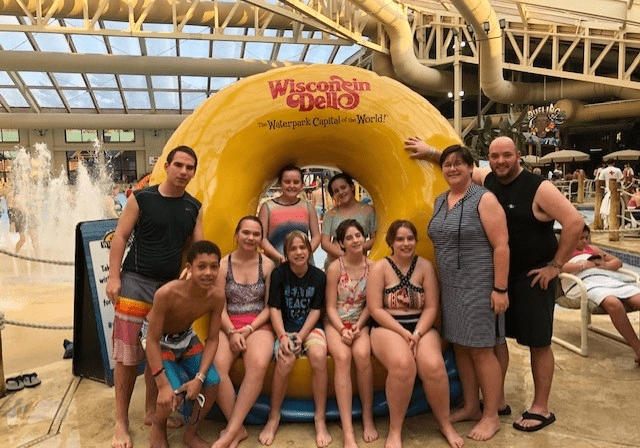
[6,376,24,392]
[513,411,556,432]
[22,372,41,388]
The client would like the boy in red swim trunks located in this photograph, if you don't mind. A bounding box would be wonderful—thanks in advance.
[107,146,203,448]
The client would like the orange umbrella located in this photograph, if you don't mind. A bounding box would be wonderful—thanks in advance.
[135,173,151,190]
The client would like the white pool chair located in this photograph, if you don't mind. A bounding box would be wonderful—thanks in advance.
[553,269,640,357]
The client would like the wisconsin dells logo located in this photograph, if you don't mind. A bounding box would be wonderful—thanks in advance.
[101,230,115,249]
[268,75,371,112]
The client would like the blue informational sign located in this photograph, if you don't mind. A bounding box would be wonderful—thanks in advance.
[73,219,120,386]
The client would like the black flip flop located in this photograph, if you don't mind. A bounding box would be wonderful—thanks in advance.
[479,401,512,416]
[6,376,24,392]
[513,411,556,432]
[22,372,41,388]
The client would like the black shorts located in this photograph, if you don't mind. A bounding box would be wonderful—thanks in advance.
[505,270,556,348]
[371,313,421,333]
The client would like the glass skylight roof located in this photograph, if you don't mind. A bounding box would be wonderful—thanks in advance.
[33,33,71,52]
[64,90,95,109]
[0,89,28,107]
[71,35,108,54]
[0,0,364,115]
[123,91,151,109]
[54,73,86,88]
[31,89,65,108]
[94,91,124,109]
[1,0,636,118]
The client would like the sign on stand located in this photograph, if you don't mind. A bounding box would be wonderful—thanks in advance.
[73,219,121,386]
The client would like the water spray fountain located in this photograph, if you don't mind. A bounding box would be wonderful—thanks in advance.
[2,140,117,282]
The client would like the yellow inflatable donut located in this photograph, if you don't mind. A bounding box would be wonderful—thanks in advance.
[151,64,458,259]
[150,64,461,398]
[226,350,390,399]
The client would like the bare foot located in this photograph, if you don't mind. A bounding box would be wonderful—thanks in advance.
[342,431,359,448]
[315,418,332,448]
[228,426,249,448]
[467,416,501,441]
[450,406,482,423]
[150,423,169,448]
[212,426,248,448]
[183,431,210,448]
[144,414,184,428]
[362,419,379,443]
[259,417,280,446]
[112,421,132,448]
[440,425,464,448]
[383,429,402,448]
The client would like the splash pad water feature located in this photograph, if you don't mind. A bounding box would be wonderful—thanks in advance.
[2,141,117,282]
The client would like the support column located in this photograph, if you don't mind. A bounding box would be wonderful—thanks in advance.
[453,42,462,136]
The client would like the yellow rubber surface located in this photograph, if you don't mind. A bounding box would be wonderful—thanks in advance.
[150,64,461,397]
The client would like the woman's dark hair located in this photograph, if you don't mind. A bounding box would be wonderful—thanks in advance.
[385,220,418,249]
[234,215,263,238]
[582,223,591,234]
[187,240,221,264]
[277,164,303,184]
[328,172,355,196]
[335,219,365,244]
[166,145,198,170]
[439,144,475,169]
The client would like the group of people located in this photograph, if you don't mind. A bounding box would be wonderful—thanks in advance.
[107,135,608,448]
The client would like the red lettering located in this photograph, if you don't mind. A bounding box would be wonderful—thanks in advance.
[270,75,366,111]
[286,93,315,111]
[268,79,292,99]
[338,92,358,110]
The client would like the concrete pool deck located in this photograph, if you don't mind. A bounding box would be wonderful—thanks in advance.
[1,232,640,448]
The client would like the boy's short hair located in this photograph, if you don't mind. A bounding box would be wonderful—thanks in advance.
[166,145,198,170]
[186,240,221,264]
[283,230,312,258]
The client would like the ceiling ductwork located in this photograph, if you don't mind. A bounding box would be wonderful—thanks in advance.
[353,0,640,108]
[448,0,640,104]
[555,98,640,123]
[346,0,454,94]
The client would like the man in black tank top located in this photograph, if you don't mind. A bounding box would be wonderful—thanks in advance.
[106,146,204,448]
[405,136,584,432]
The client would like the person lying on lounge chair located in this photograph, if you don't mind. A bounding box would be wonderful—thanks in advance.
[561,224,640,365]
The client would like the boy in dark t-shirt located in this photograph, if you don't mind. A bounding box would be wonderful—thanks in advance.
[259,230,331,448]
[268,261,325,332]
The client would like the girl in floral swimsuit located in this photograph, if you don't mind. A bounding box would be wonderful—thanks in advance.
[324,219,378,448]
